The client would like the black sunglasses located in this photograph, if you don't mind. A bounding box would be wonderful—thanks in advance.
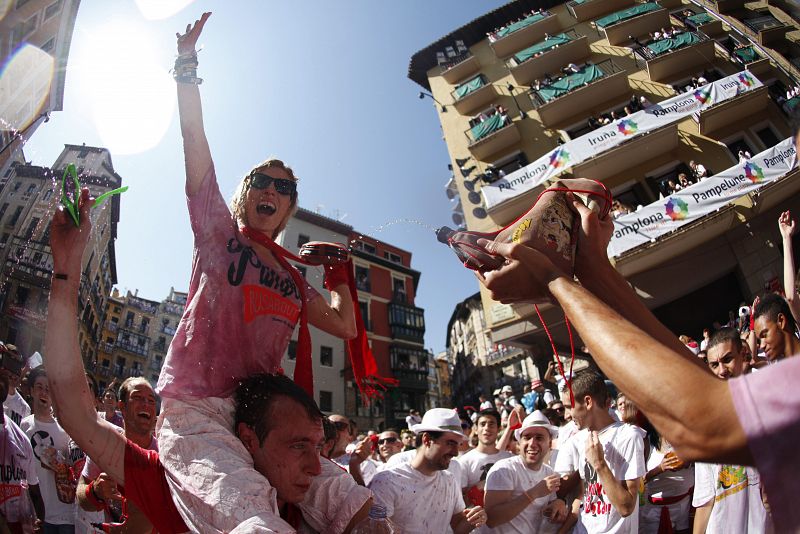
[332,421,351,432]
[378,437,399,445]
[249,172,297,196]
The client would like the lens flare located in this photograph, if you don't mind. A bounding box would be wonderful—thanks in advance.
[0,44,54,132]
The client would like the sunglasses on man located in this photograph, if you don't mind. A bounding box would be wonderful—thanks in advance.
[332,421,352,433]
[249,172,297,196]
[377,437,399,445]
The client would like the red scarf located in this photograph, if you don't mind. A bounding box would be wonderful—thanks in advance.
[240,226,395,400]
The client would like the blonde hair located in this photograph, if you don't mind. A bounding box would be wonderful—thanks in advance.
[230,158,299,238]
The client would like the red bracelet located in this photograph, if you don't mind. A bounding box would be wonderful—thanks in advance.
[85,480,105,509]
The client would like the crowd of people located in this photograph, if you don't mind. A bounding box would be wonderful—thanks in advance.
[0,10,798,534]
[486,9,547,42]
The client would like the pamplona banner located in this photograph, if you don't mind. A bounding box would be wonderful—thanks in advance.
[608,137,797,257]
[481,70,763,209]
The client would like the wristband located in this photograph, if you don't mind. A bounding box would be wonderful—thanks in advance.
[85,480,105,509]
[749,312,755,332]
[53,273,68,280]
[323,263,350,291]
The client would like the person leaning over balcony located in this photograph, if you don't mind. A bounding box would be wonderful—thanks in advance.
[474,188,800,530]
[155,12,370,534]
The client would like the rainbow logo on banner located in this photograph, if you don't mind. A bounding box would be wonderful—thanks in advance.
[617,119,639,136]
[693,87,712,105]
[665,197,689,220]
[744,162,765,183]
[738,72,756,89]
[549,147,570,169]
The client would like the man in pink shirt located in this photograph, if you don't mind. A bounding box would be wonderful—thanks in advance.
[477,192,800,530]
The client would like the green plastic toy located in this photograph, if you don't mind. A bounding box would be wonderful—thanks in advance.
[60,163,128,226]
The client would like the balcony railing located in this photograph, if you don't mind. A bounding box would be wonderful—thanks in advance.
[596,2,669,46]
[486,346,526,365]
[507,30,589,86]
[567,0,635,22]
[464,116,521,160]
[739,11,788,45]
[489,10,562,58]
[116,340,148,357]
[392,368,428,390]
[5,237,53,283]
[451,74,497,115]
[631,31,715,82]
[441,51,480,85]
[160,324,177,336]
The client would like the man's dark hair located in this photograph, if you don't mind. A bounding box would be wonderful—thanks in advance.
[423,431,444,443]
[118,377,151,404]
[381,427,399,435]
[707,326,742,353]
[27,367,47,388]
[234,373,323,445]
[570,371,608,406]
[754,293,796,332]
[476,409,501,427]
[322,417,337,442]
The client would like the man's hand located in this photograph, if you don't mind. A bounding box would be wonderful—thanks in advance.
[50,188,93,273]
[463,506,488,529]
[507,405,525,429]
[569,192,614,282]
[477,241,568,304]
[659,451,684,472]
[177,12,211,55]
[585,431,607,471]
[92,473,123,502]
[779,210,796,239]
[349,436,372,465]
[529,474,561,500]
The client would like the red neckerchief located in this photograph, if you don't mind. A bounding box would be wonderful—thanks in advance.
[239,226,396,400]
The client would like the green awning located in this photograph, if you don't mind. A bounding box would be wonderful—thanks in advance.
[596,2,660,28]
[455,76,486,100]
[785,96,800,112]
[513,34,572,63]
[536,64,605,102]
[687,13,714,25]
[469,113,506,142]
[572,0,591,4]
[646,32,701,57]
[495,13,547,38]
[734,45,759,63]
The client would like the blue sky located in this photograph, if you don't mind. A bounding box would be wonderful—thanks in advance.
[24,0,508,355]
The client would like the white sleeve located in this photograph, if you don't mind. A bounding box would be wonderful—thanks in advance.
[553,436,578,475]
[21,435,38,486]
[692,463,716,507]
[458,457,468,488]
[619,429,646,480]
[544,391,556,405]
[450,473,466,515]
[485,462,514,492]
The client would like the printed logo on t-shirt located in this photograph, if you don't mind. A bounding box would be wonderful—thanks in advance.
[242,285,300,324]
[226,238,301,299]
[7,411,23,427]
[0,484,21,504]
[715,465,748,502]
[479,463,495,482]
[583,461,612,516]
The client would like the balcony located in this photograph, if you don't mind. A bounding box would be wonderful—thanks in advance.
[529,60,630,127]
[4,237,52,285]
[116,339,148,357]
[683,12,723,35]
[489,11,562,58]
[632,31,716,82]
[507,30,590,86]
[160,324,177,336]
[388,302,425,344]
[100,342,114,353]
[451,75,497,115]
[392,368,428,390]
[567,0,635,22]
[441,53,481,85]
[595,2,669,46]
[697,0,744,14]
[729,45,770,78]
[485,346,527,366]
[571,123,678,181]
[739,11,788,46]
[464,113,521,160]
[697,86,768,135]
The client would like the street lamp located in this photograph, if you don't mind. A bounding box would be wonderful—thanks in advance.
[418,91,447,112]
[506,83,527,119]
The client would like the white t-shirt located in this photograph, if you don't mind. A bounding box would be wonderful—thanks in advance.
[554,422,646,534]
[485,456,559,534]
[387,448,464,483]
[0,416,39,525]
[369,462,465,534]
[359,457,393,487]
[459,448,513,490]
[20,416,75,525]
[692,463,771,533]
[3,392,31,428]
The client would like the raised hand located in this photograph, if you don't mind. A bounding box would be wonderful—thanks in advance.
[530,474,561,499]
[177,12,211,55]
[92,472,123,502]
[585,431,607,471]
[477,240,567,304]
[779,210,796,239]
[50,188,93,274]
[569,192,614,282]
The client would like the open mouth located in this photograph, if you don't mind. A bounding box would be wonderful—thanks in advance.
[257,202,277,215]
[137,411,152,421]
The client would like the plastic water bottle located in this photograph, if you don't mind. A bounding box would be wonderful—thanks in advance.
[17,480,37,534]
[350,504,398,534]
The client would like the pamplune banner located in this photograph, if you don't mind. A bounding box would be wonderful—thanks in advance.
[608,137,797,257]
[481,70,763,209]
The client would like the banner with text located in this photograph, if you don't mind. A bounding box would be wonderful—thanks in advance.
[481,70,764,209]
[608,137,797,257]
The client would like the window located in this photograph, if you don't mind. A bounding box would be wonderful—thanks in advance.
[0,233,8,247]
[14,286,29,306]
[359,301,370,331]
[320,346,333,367]
[77,148,89,159]
[42,189,53,201]
[44,0,62,20]
[24,217,39,239]
[8,207,23,226]
[354,240,376,254]
[101,359,110,368]
[319,391,333,413]
[0,205,7,220]
[140,317,149,333]
[297,234,310,248]
[725,138,755,163]
[125,312,134,328]
[755,126,779,149]
[15,0,32,8]
[106,337,113,344]
[384,251,402,264]
[355,265,370,291]
[287,340,297,361]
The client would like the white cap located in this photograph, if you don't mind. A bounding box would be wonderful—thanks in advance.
[411,408,467,439]
[515,410,559,441]
[501,385,513,393]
